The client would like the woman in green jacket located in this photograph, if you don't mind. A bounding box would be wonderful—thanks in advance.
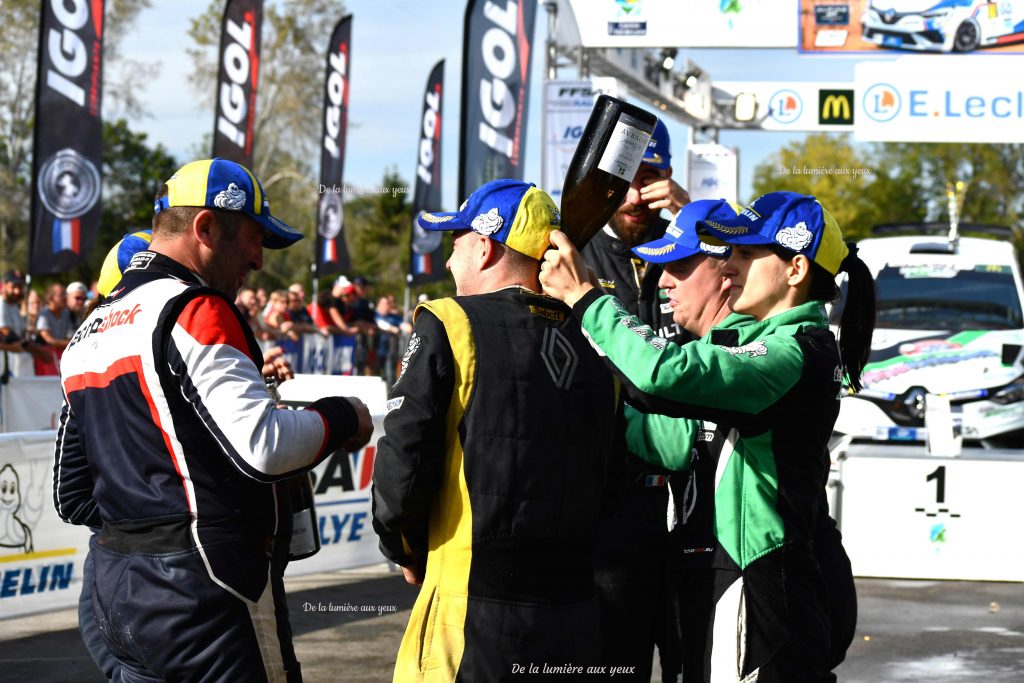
[540,191,875,682]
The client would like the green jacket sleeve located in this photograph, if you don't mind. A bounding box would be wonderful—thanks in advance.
[575,289,805,425]
[625,404,699,471]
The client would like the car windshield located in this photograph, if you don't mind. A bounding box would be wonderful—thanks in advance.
[874,264,1024,331]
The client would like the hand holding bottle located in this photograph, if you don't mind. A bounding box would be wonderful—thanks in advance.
[539,230,595,308]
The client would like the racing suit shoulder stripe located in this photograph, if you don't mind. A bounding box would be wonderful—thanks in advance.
[63,355,143,393]
[176,295,252,360]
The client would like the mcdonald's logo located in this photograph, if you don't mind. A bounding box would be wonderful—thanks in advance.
[819,89,854,125]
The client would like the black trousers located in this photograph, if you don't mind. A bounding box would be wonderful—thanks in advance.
[593,487,680,682]
[90,542,301,682]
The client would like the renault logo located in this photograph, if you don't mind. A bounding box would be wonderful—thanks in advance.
[819,90,854,125]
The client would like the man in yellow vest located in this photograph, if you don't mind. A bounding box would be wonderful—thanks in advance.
[372,179,620,681]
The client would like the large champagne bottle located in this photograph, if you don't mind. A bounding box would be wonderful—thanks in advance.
[266,377,322,561]
[286,473,322,560]
[560,95,659,249]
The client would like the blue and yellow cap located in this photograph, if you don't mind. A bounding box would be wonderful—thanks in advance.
[416,179,560,260]
[97,230,153,297]
[698,191,849,276]
[154,158,303,249]
[632,199,737,264]
[641,119,671,170]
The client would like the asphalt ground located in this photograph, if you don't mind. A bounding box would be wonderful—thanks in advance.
[1,564,1021,682]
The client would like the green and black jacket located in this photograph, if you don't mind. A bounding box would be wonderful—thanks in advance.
[576,290,842,572]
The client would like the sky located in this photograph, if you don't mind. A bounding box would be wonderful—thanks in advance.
[117,0,874,212]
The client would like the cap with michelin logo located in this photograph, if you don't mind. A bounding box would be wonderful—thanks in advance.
[416,179,561,260]
[154,158,303,249]
[697,191,849,276]
[632,199,736,264]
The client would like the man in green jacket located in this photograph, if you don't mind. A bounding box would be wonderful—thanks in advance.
[541,190,875,682]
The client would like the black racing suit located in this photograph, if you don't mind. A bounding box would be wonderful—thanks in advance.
[372,289,619,681]
[581,223,689,681]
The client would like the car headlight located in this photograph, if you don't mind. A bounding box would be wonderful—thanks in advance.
[923,8,953,17]
[992,377,1024,404]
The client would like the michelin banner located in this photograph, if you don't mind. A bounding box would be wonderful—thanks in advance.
[541,78,617,202]
[0,375,388,619]
[0,431,91,618]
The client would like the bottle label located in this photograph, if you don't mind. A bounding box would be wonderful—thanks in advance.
[597,113,653,180]
[290,510,317,557]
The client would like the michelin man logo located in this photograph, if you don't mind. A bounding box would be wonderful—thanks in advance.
[214,183,247,211]
[723,340,768,358]
[1,464,36,554]
[471,208,503,235]
[776,222,813,251]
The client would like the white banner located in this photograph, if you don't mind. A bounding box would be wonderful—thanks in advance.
[840,446,1024,582]
[855,56,1024,142]
[541,78,618,202]
[0,375,390,619]
[1,376,63,433]
[0,430,89,618]
[559,0,797,48]
[715,81,857,132]
[686,144,739,204]
[277,375,389,578]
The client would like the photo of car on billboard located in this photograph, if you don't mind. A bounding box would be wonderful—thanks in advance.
[800,0,1024,52]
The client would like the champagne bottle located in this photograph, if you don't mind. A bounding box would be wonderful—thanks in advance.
[265,376,322,561]
[560,95,659,250]
[286,473,322,560]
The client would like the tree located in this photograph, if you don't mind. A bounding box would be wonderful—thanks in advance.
[751,134,1024,241]
[751,134,878,239]
[0,0,153,274]
[871,142,1024,228]
[327,168,454,305]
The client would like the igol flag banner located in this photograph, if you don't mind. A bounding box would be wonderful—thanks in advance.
[408,60,445,285]
[30,0,106,275]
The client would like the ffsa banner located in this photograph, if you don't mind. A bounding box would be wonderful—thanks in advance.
[541,78,617,202]
[686,144,738,204]
[316,15,352,274]
[30,0,105,275]
[458,0,538,201]
[409,60,446,285]
[212,0,263,166]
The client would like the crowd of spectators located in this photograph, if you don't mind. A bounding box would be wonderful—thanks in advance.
[234,275,413,387]
[0,269,94,379]
[0,266,415,388]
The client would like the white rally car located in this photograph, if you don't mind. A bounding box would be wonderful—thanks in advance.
[861,0,1024,52]
[833,224,1024,449]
